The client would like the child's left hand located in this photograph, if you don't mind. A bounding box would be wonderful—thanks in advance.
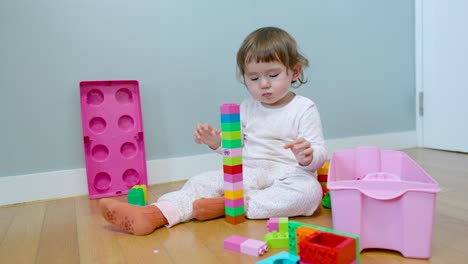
[284,138,314,166]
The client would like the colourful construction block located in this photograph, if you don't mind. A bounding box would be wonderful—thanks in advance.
[322,192,331,209]
[222,139,242,148]
[225,197,244,207]
[224,189,244,200]
[241,239,268,256]
[224,235,268,256]
[224,173,243,183]
[220,103,240,114]
[223,156,243,166]
[288,221,360,264]
[224,235,248,252]
[318,174,328,182]
[225,214,246,225]
[296,226,319,257]
[299,231,356,264]
[256,251,299,264]
[221,113,241,123]
[127,185,148,206]
[222,148,242,157]
[221,122,241,132]
[224,180,243,191]
[222,130,242,140]
[267,217,280,232]
[279,217,289,233]
[317,161,330,175]
[263,231,289,249]
[223,164,243,174]
[225,205,245,216]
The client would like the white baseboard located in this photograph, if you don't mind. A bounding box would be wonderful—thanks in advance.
[0,130,416,206]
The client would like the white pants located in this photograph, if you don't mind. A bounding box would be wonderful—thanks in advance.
[154,160,322,225]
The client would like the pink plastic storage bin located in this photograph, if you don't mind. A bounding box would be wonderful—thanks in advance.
[328,147,440,259]
[79,80,148,199]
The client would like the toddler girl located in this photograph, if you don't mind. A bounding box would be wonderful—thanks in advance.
[99,26,327,235]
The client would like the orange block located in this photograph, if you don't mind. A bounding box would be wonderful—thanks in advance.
[296,226,319,255]
[225,214,245,225]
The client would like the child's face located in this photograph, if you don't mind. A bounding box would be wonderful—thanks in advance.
[243,61,300,107]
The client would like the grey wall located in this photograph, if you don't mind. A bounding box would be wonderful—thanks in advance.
[0,0,415,177]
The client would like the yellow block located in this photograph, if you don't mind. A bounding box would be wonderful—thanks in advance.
[224,189,244,200]
[317,161,330,175]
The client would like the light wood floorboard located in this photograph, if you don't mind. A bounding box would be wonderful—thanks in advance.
[0,148,467,263]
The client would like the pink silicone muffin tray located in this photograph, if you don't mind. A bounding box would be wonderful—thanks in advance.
[79,80,148,199]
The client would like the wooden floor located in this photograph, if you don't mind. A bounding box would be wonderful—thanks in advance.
[0,148,467,263]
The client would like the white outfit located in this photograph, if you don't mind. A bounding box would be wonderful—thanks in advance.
[154,95,327,227]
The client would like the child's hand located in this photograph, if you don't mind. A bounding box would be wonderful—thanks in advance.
[194,123,221,150]
[284,138,314,166]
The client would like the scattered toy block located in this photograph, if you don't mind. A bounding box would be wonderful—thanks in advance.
[288,221,360,264]
[224,235,268,257]
[279,217,289,233]
[267,217,280,232]
[299,231,356,264]
[127,185,148,206]
[263,231,289,249]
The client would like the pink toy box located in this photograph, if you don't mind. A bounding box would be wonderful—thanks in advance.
[79,80,148,199]
[327,147,440,259]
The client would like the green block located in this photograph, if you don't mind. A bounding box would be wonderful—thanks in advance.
[322,192,331,209]
[225,206,245,216]
[288,221,360,264]
[222,131,241,140]
[263,231,289,249]
[222,139,242,149]
[128,188,146,206]
[223,156,242,166]
[279,217,289,234]
[221,122,241,132]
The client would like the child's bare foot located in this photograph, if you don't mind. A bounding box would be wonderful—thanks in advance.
[99,198,168,235]
[192,197,225,220]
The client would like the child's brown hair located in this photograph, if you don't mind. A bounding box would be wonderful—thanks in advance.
[237,27,309,87]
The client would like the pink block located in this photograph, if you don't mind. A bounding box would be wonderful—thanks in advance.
[224,235,248,252]
[224,180,244,191]
[220,103,240,114]
[240,239,268,256]
[224,173,243,183]
[225,197,244,207]
[79,80,148,199]
[267,217,279,232]
[222,148,242,157]
[328,147,441,259]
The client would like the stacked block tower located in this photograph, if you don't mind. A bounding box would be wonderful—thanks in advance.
[220,103,245,225]
[317,161,330,197]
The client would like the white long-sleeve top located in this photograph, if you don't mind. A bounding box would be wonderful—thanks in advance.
[240,94,327,174]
